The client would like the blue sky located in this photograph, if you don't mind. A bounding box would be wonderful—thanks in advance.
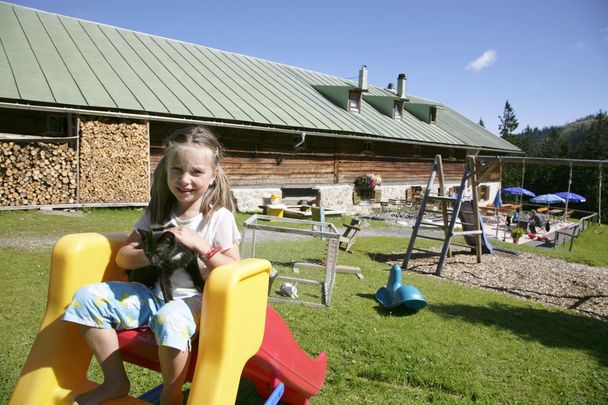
[7,0,608,135]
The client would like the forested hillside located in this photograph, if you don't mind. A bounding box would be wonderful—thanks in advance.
[500,111,607,224]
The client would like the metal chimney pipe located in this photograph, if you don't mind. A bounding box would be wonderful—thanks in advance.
[397,73,407,98]
[358,65,368,91]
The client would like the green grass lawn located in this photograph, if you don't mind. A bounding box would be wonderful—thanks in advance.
[1,209,607,404]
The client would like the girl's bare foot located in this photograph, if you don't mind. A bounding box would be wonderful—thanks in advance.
[73,378,130,405]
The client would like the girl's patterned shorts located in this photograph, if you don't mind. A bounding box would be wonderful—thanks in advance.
[62,281,202,352]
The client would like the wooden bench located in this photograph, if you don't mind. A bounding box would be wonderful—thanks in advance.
[339,218,364,253]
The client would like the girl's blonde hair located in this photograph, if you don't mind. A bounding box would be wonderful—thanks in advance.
[148,126,234,226]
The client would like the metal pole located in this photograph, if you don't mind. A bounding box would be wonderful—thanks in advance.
[496,159,501,239]
[519,158,526,207]
[562,163,572,222]
[478,155,608,168]
[599,163,603,224]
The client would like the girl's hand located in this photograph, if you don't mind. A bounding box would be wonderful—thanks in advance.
[116,231,150,269]
[168,226,210,255]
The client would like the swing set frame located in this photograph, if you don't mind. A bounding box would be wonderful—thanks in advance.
[477,156,606,222]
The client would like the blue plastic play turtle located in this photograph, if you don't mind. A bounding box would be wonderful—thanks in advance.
[376,264,428,311]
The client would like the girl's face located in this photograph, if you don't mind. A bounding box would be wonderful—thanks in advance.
[166,145,216,210]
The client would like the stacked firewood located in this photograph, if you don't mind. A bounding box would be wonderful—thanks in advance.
[0,142,77,206]
[78,119,149,203]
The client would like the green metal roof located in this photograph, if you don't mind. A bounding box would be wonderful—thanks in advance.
[0,2,520,153]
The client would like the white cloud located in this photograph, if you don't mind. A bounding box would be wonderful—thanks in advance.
[465,49,497,72]
[573,40,585,49]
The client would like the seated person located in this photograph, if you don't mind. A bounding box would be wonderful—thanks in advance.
[511,207,521,228]
[528,209,544,233]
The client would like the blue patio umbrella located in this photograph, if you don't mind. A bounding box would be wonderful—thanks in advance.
[492,190,503,208]
[492,190,504,238]
[530,193,566,205]
[554,192,586,203]
[502,187,536,198]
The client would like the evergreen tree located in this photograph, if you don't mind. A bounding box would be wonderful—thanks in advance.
[478,118,485,127]
[506,110,607,223]
[498,100,519,137]
[541,128,565,158]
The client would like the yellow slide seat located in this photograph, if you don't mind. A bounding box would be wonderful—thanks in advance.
[10,233,271,405]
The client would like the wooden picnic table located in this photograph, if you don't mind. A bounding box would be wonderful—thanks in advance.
[480,203,522,216]
[547,208,563,216]
[260,205,344,219]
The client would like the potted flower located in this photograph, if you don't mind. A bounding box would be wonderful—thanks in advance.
[354,173,382,190]
[511,227,525,243]
[354,173,382,203]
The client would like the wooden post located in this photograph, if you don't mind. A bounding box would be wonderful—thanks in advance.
[468,156,482,263]
[599,163,603,224]
[436,156,451,257]
[75,116,80,204]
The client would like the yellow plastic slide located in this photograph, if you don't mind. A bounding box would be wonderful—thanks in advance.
[10,232,270,405]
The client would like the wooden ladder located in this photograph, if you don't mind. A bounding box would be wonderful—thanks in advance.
[401,155,483,276]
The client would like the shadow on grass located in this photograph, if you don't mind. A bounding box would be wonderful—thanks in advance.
[367,251,434,268]
[367,250,476,272]
[356,293,421,317]
[429,302,608,366]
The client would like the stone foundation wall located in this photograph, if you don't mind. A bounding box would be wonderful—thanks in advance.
[232,181,499,216]
[231,187,282,213]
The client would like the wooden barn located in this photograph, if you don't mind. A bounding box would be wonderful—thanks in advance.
[0,3,520,214]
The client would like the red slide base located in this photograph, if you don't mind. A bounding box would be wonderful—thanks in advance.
[117,306,327,404]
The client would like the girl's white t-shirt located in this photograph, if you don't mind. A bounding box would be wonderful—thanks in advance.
[133,207,241,300]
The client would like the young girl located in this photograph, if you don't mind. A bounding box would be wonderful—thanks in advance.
[63,126,241,405]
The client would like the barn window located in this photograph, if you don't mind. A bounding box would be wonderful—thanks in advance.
[363,141,372,154]
[348,91,361,113]
[47,115,67,134]
[393,100,403,120]
[411,145,422,157]
[448,186,461,196]
[411,186,423,203]
[479,185,490,200]
[353,188,379,204]
[429,106,437,124]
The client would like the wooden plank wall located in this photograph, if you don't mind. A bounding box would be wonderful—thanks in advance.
[0,108,70,136]
[148,123,467,186]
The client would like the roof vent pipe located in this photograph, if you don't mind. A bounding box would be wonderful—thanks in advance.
[358,65,368,91]
[387,83,396,93]
[397,73,407,98]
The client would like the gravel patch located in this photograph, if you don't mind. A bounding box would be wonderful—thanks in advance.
[385,247,608,321]
[1,235,58,250]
